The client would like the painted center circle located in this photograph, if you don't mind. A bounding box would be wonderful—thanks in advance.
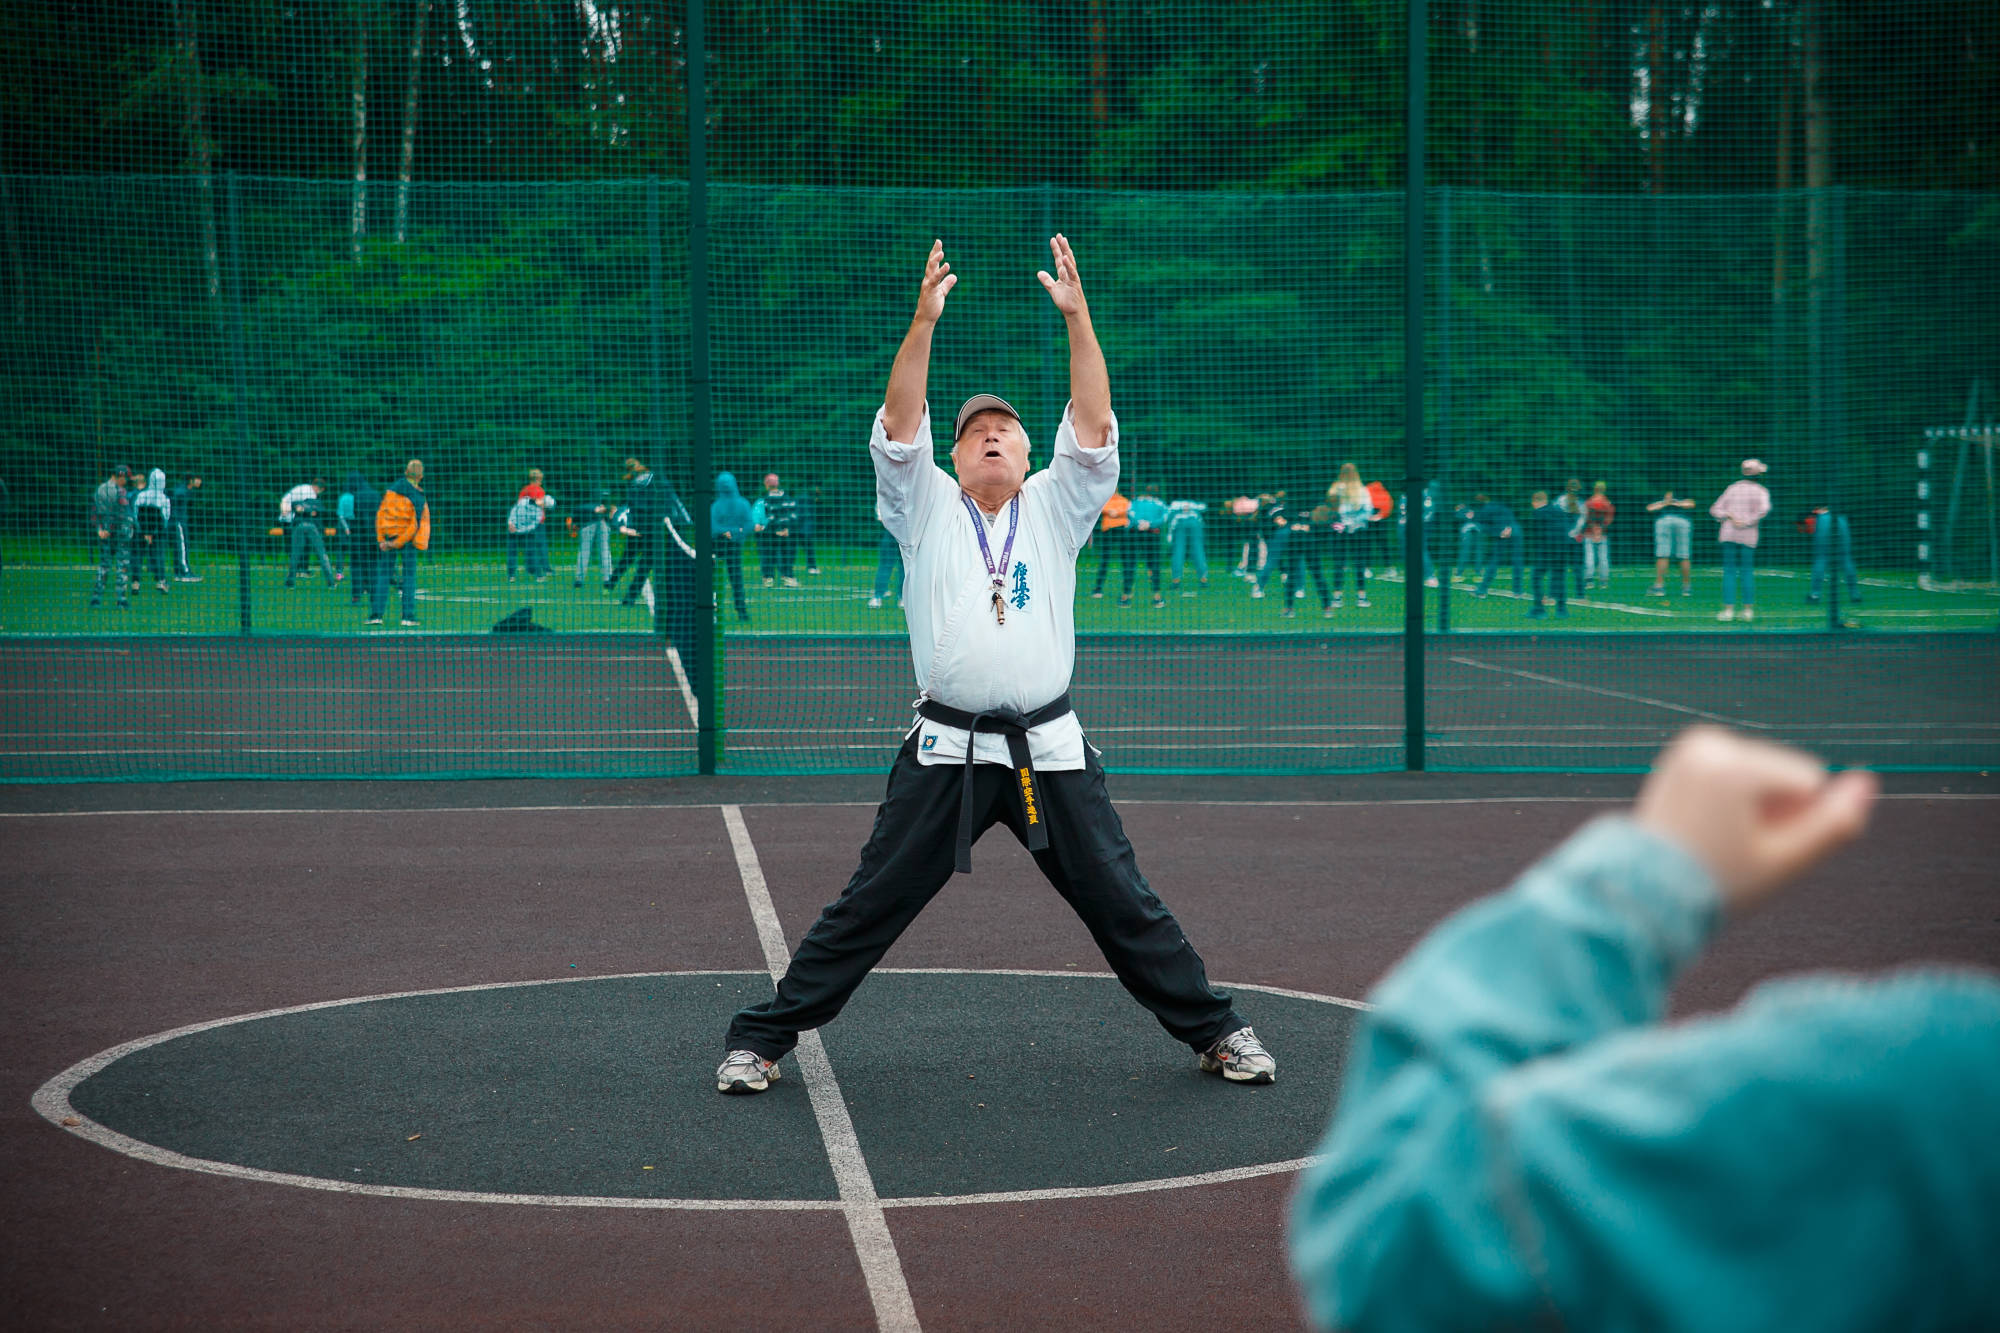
[51,971,1360,1205]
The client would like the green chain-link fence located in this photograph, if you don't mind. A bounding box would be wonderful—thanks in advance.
[2,2,1994,780]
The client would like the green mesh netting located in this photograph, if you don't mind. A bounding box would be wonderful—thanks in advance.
[1,2,1995,780]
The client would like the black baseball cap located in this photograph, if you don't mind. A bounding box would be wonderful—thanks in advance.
[954,394,1021,440]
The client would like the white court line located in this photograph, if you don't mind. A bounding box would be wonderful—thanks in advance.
[23,720,1982,744]
[30,965,1351,1219]
[1446,655,1769,729]
[1563,597,1676,617]
[5,792,1994,819]
[30,961,1356,1207]
[720,805,920,1333]
[1793,608,2000,618]
[1371,571,1675,618]
[665,646,700,725]
[0,686,691,696]
[22,728,702,740]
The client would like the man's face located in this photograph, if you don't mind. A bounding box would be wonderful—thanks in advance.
[189,478,202,491]
[951,410,1030,496]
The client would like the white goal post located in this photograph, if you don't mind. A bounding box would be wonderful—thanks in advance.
[1918,424,1998,591]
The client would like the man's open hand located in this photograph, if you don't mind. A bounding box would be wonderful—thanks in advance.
[915,239,956,325]
[1635,725,1877,913]
[1037,233,1087,318]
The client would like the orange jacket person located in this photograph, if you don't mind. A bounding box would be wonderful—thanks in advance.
[1088,490,1134,599]
[370,459,430,627]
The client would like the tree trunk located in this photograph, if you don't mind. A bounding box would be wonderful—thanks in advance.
[395,0,431,243]
[169,0,221,302]
[1803,0,1830,243]
[1803,0,1833,493]
[1646,1,1665,193]
[350,1,369,262]
[1461,0,1481,180]
[1775,53,1794,257]
[1771,25,1795,453]
[1087,0,1108,186]
[0,172,26,328]
[1574,0,1601,188]
[1461,0,1494,293]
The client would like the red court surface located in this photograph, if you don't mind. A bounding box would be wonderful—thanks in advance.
[4,774,1996,1331]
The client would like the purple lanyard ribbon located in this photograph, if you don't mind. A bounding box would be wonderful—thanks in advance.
[960,492,1020,620]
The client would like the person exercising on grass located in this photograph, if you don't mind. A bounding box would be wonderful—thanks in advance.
[714,236,1275,1094]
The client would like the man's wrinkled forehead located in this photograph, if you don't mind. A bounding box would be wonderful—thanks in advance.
[955,408,1024,443]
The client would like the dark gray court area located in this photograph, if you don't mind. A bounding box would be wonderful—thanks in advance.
[8,790,1992,1331]
[60,971,1361,1203]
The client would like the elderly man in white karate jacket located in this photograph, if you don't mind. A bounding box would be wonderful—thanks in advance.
[717,236,1275,1095]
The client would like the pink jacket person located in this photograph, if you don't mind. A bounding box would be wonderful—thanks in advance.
[1710,479,1771,548]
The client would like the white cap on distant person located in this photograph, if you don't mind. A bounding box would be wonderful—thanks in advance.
[1741,458,1768,476]
[955,393,1022,440]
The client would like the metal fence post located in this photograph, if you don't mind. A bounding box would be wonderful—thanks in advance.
[1402,0,1428,772]
[1436,183,1451,636]
[685,0,717,775]
[225,171,254,634]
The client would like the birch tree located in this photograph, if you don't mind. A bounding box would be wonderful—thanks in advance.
[395,0,431,243]
[350,0,369,261]
[169,0,222,300]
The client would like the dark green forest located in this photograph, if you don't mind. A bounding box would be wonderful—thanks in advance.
[1,1,1995,554]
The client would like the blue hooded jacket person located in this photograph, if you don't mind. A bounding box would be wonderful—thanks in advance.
[710,472,754,621]
[342,471,382,607]
[711,472,753,541]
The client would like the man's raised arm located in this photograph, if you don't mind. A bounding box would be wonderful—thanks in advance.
[882,240,956,446]
[1038,233,1111,451]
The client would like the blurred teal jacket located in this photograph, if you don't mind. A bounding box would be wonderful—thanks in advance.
[1289,816,2000,1333]
[1128,495,1169,533]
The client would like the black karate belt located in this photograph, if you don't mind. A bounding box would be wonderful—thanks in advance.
[916,692,1073,875]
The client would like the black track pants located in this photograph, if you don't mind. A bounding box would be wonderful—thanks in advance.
[726,735,1244,1060]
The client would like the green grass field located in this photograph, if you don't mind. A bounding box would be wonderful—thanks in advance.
[3,543,1994,637]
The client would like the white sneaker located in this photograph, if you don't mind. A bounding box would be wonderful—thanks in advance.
[1356,593,1371,608]
[716,1050,780,1094]
[867,596,883,608]
[1249,585,1264,599]
[1717,606,1737,622]
[1201,1027,1276,1084]
[1740,606,1755,622]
